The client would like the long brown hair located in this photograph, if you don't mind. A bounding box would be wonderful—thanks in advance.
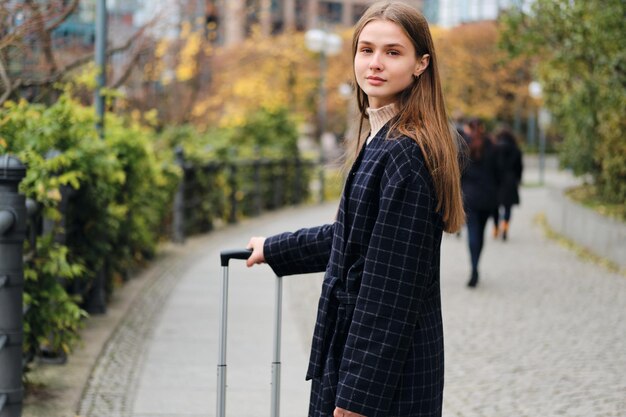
[348,1,465,232]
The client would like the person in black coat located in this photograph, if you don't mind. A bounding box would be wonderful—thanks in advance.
[245,2,466,416]
[493,128,523,240]
[461,118,500,287]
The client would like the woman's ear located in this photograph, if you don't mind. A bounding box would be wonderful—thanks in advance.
[414,54,430,77]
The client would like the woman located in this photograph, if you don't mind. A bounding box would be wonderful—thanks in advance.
[246,2,464,416]
[493,128,523,241]
[461,118,500,287]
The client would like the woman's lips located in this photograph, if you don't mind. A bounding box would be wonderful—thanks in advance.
[367,76,385,86]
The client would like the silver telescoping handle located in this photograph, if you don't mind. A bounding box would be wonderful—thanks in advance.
[217,249,251,417]
[217,249,282,417]
[217,263,229,417]
[271,274,282,417]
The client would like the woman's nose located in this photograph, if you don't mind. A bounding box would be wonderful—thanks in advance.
[369,53,383,70]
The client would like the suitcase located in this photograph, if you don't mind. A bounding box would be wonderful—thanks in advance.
[218,249,283,417]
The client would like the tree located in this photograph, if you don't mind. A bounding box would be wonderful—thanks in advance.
[125,16,216,126]
[433,21,531,125]
[0,0,154,105]
[500,0,626,204]
[188,27,353,135]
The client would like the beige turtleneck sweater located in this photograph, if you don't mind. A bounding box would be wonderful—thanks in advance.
[366,102,398,145]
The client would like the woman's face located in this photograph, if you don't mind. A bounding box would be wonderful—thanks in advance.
[354,19,427,109]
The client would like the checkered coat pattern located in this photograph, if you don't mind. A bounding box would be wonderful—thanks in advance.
[264,124,445,417]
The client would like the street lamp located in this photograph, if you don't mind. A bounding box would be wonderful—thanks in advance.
[305,29,342,202]
[528,81,550,185]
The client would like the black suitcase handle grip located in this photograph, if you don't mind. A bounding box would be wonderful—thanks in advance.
[220,248,253,267]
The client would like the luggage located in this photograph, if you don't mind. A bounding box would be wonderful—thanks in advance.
[217,249,283,417]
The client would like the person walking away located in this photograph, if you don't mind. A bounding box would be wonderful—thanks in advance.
[246,2,465,416]
[461,118,500,288]
[493,128,523,240]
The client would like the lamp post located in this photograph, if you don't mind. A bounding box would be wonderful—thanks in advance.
[339,81,355,149]
[305,29,342,203]
[95,0,108,140]
[528,81,549,185]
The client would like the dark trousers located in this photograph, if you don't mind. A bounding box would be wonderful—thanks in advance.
[466,209,492,272]
[493,205,512,226]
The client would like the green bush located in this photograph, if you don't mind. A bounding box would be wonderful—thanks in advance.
[158,107,314,234]
[230,107,299,158]
[0,92,315,366]
[228,106,312,212]
[0,91,179,360]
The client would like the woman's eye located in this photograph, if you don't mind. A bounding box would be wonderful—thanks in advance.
[360,48,372,53]
[387,50,400,56]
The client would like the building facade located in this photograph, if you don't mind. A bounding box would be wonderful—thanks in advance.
[217,0,425,46]
[437,0,525,27]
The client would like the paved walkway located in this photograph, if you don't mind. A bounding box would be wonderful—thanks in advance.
[49,166,626,417]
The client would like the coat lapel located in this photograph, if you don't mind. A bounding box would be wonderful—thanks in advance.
[339,125,388,248]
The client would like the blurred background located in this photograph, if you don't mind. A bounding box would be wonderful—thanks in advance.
[0,0,594,153]
[0,1,623,416]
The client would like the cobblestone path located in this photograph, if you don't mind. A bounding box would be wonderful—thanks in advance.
[79,172,626,417]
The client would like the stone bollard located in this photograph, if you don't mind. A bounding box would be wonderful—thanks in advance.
[0,155,27,417]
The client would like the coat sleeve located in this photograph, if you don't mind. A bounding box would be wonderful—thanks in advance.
[335,151,438,416]
[263,223,334,277]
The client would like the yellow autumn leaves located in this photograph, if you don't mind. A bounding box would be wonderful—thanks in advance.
[144,20,529,132]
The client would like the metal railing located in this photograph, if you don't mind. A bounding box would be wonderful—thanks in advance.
[172,149,319,243]
[0,149,322,417]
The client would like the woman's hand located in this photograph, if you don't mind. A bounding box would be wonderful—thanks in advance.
[333,407,366,417]
[246,236,266,267]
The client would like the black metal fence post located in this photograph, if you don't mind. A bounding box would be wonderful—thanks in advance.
[319,153,325,203]
[270,161,280,209]
[84,265,107,315]
[0,155,27,417]
[253,159,262,216]
[228,162,238,224]
[276,159,285,209]
[172,146,186,244]
[294,156,302,205]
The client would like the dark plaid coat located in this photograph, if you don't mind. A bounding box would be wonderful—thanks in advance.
[264,124,445,417]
